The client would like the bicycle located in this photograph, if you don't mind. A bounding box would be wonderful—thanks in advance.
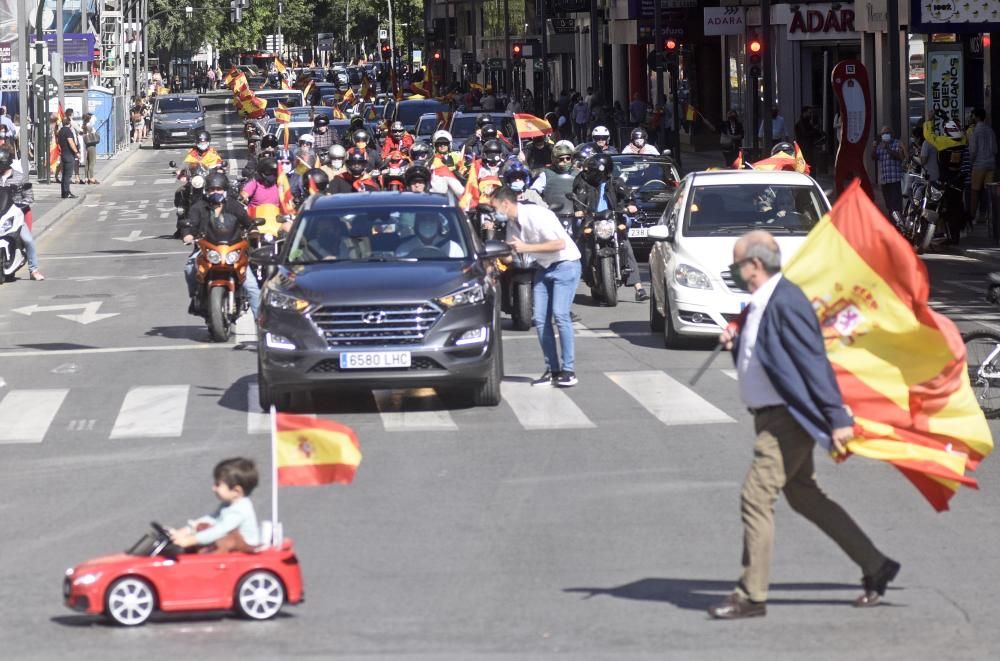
[963,330,1000,414]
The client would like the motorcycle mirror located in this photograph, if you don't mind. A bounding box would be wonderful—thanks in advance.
[250,246,279,265]
[168,160,177,168]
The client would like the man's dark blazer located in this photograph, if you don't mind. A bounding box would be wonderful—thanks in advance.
[733,275,853,450]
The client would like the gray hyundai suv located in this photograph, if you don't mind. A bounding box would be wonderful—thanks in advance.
[253,192,509,409]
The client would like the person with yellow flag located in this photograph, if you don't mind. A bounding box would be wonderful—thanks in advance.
[181,130,224,175]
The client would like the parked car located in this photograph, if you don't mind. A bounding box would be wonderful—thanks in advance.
[254,192,509,409]
[646,170,831,347]
[611,154,681,258]
[151,95,205,149]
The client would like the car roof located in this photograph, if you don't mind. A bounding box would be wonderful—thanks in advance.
[688,170,817,186]
[305,192,455,211]
[158,95,199,103]
[452,111,513,119]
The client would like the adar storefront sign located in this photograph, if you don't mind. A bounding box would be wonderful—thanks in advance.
[926,49,964,132]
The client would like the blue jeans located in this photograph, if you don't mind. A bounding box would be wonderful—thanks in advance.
[184,249,260,318]
[19,225,39,271]
[531,259,581,373]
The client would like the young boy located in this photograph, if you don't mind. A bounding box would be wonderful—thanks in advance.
[169,457,261,552]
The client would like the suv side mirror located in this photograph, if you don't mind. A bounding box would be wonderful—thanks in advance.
[482,240,511,258]
[250,247,279,265]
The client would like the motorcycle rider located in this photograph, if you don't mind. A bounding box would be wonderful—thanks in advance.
[183,131,224,173]
[621,127,660,155]
[240,157,281,210]
[323,144,347,178]
[293,167,330,204]
[929,119,971,244]
[590,126,618,155]
[572,142,597,173]
[180,171,260,319]
[572,153,648,301]
[461,139,507,209]
[292,134,320,175]
[380,150,410,191]
[461,114,497,161]
[381,121,414,158]
[533,141,578,229]
[410,140,432,167]
[311,114,335,153]
[404,164,431,193]
[0,147,43,280]
[329,150,381,193]
[241,134,279,179]
[503,160,547,207]
[431,129,467,181]
[347,129,381,171]
[522,134,554,170]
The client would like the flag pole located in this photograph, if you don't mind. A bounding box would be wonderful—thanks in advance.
[269,405,279,535]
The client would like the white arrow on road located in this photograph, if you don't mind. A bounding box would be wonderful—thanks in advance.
[12,302,120,325]
[112,230,155,242]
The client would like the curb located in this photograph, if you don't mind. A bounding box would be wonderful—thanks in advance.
[31,143,145,240]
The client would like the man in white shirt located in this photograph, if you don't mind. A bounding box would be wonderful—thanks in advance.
[757,106,788,142]
[492,186,582,387]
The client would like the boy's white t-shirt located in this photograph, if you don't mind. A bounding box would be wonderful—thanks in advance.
[193,497,260,546]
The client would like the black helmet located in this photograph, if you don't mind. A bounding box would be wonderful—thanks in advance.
[305,167,330,193]
[346,150,368,175]
[573,142,597,169]
[771,141,794,156]
[0,147,13,172]
[313,114,330,128]
[205,171,229,191]
[352,129,371,144]
[631,127,648,143]
[260,134,279,150]
[482,139,503,166]
[257,158,277,177]
[582,153,613,184]
[477,113,493,129]
[404,164,431,188]
[349,114,365,130]
[410,141,431,163]
[196,130,211,144]
[481,124,498,141]
[390,121,405,139]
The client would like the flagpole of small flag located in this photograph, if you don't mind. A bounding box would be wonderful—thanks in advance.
[269,405,280,544]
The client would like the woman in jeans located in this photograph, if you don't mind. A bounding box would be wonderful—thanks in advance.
[82,113,99,184]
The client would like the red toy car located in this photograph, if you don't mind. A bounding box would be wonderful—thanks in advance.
[63,522,303,626]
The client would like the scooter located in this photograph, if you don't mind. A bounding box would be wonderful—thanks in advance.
[0,187,27,282]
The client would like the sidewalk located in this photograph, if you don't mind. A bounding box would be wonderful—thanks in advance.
[28,144,145,239]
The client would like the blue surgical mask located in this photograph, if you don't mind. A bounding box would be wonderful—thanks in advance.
[881,133,892,143]
[207,191,226,204]
[494,211,509,223]
[509,180,526,192]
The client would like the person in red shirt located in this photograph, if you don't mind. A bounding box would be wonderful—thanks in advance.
[381,121,414,158]
[330,150,381,193]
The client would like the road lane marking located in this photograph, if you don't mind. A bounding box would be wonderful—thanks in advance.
[0,344,238,358]
[373,389,457,431]
[112,180,136,187]
[154,178,177,185]
[500,377,595,430]
[722,369,738,380]
[0,389,69,443]
[606,370,736,426]
[246,382,270,434]
[42,250,190,260]
[111,385,189,438]
[235,314,257,344]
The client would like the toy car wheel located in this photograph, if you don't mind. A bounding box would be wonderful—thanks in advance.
[105,577,156,626]
[235,570,285,620]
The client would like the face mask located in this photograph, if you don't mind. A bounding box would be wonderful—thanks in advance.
[331,159,344,169]
[881,133,892,142]
[509,180,525,192]
[633,138,645,147]
[494,211,509,223]
[207,191,226,204]
[197,142,209,151]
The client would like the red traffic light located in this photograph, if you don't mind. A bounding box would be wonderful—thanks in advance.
[432,50,442,61]
[664,39,677,52]
[748,39,762,54]
[512,43,522,57]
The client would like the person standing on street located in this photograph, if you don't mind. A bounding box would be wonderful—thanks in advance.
[492,186,582,388]
[57,116,79,199]
[708,230,899,620]
[82,113,99,184]
[758,106,788,142]
[968,108,997,224]
[872,125,905,220]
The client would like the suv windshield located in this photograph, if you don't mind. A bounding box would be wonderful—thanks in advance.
[288,207,470,263]
[396,102,449,128]
[450,114,516,142]
[684,184,825,236]
[157,99,200,114]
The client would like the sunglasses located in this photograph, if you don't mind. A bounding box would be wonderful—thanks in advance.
[556,156,572,163]
[728,257,755,272]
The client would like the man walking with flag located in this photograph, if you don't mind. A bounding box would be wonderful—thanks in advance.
[708,230,899,620]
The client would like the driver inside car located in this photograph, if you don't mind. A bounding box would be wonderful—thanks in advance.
[396,213,464,258]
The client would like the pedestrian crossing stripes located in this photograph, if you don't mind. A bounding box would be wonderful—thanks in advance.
[0,370,742,444]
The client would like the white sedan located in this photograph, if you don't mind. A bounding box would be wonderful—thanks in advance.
[646,170,831,348]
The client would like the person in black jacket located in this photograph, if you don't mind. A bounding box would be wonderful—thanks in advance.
[179,171,261,318]
[571,153,647,301]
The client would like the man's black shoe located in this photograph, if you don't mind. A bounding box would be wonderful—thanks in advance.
[62,193,78,199]
[708,593,766,620]
[531,371,557,387]
[635,287,650,302]
[855,558,901,607]
[556,371,578,387]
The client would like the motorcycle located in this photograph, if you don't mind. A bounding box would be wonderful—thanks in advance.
[893,158,962,254]
[192,235,253,342]
[0,187,27,282]
[472,203,534,331]
[567,192,632,307]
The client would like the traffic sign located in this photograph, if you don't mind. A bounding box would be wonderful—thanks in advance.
[378,28,388,40]
[32,75,58,98]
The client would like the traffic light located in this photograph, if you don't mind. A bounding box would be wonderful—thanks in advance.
[512,42,523,61]
[663,38,677,54]
[432,49,443,62]
[229,0,242,23]
[381,41,391,60]
[747,34,762,77]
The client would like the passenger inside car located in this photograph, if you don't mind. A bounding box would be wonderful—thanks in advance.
[395,213,464,258]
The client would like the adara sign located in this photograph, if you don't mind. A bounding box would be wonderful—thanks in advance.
[779,3,859,41]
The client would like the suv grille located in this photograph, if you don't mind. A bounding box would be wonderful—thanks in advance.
[311,304,442,347]
[720,270,748,294]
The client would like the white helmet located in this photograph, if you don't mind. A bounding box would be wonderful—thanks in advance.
[298,133,315,144]
[943,120,963,139]
[328,144,346,159]
[432,129,452,145]
[592,125,610,140]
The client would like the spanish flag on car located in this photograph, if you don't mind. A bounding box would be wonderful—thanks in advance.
[274,412,362,486]
[274,102,291,125]
[783,181,993,511]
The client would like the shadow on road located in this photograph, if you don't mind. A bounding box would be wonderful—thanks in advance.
[51,610,294,628]
[146,325,209,342]
[563,577,896,610]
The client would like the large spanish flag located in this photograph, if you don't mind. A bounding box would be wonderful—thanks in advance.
[514,113,552,139]
[275,413,361,486]
[783,180,993,511]
[276,161,296,215]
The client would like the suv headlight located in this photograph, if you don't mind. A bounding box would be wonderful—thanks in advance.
[674,263,712,290]
[594,219,615,240]
[225,249,242,265]
[263,289,310,311]
[436,283,486,308]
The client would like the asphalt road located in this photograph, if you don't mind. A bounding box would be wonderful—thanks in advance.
[1,94,999,660]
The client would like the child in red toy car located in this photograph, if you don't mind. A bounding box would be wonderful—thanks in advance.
[169,457,261,553]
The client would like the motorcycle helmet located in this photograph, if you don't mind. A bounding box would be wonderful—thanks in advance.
[410,141,432,164]
[257,158,278,186]
[944,120,964,139]
[195,130,211,152]
[591,125,611,142]
[352,129,371,146]
[477,113,493,129]
[551,141,575,173]
[433,129,452,151]
[298,133,315,145]
[390,121,405,141]
[349,114,365,132]
[502,160,532,192]
[771,141,794,156]
[313,114,330,129]
[385,150,409,175]
[260,134,279,151]
[304,167,330,194]
[205,170,229,192]
[0,147,13,172]
[630,127,648,146]
[404,164,431,190]
[328,144,347,169]
[582,153,613,185]
[573,142,597,170]
[481,124,498,141]
[482,139,503,167]
[345,150,368,176]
